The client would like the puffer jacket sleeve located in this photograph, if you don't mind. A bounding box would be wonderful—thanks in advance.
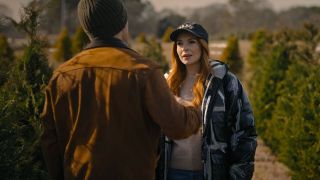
[225,73,257,180]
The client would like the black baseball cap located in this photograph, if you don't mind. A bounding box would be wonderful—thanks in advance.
[170,22,208,43]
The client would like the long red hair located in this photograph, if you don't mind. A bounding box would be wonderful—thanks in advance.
[167,37,210,107]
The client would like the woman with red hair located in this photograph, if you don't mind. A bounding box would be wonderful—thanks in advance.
[157,22,257,180]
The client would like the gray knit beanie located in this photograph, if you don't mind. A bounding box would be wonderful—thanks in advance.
[77,0,128,39]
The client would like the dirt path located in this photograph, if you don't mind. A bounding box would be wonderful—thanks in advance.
[253,139,291,180]
[239,41,291,180]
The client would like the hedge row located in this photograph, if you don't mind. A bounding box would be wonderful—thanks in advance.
[249,25,320,179]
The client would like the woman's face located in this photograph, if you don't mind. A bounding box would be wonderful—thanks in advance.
[176,32,202,67]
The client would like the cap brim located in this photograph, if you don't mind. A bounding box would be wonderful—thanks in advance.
[170,29,201,42]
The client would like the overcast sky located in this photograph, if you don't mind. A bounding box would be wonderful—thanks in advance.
[1,0,320,20]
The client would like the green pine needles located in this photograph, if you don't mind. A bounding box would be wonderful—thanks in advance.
[53,27,72,62]
[220,35,243,76]
[139,36,169,73]
[249,24,320,179]
[72,26,89,55]
[0,34,14,86]
[0,5,52,179]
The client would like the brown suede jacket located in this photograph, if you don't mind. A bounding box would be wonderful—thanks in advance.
[41,38,201,180]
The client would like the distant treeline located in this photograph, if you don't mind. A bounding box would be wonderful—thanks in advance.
[1,0,320,39]
[189,1,320,39]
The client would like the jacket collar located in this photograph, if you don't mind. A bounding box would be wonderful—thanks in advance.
[210,60,228,79]
[84,37,130,50]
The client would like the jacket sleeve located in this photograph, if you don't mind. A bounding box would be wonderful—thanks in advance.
[227,75,257,180]
[41,84,64,180]
[143,68,202,140]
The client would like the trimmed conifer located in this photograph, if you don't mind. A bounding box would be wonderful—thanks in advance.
[135,33,147,44]
[141,36,169,73]
[161,26,173,43]
[0,6,52,179]
[72,26,89,55]
[247,29,272,72]
[220,35,243,76]
[285,66,320,179]
[53,28,72,62]
[249,24,320,179]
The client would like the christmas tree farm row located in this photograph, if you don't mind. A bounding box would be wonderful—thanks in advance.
[248,24,320,179]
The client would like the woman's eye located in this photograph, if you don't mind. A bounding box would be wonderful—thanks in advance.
[177,42,183,46]
[189,40,196,44]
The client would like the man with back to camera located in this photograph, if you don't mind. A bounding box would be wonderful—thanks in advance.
[40,0,202,179]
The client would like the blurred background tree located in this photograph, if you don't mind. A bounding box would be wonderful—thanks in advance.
[135,32,148,44]
[53,28,72,62]
[247,29,272,71]
[161,26,173,43]
[139,36,169,73]
[157,10,186,39]
[71,26,89,55]
[220,35,243,76]
[0,34,14,86]
[40,0,78,34]
[2,0,319,41]
[123,0,158,37]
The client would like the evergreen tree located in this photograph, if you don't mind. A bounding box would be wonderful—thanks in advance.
[71,26,89,55]
[265,60,309,153]
[220,35,243,76]
[249,24,320,178]
[135,32,147,44]
[53,27,72,62]
[247,30,273,112]
[0,6,52,179]
[247,29,272,72]
[275,25,320,179]
[141,37,169,73]
[251,30,295,136]
[269,24,319,146]
[0,33,14,86]
[286,67,320,179]
[161,26,174,43]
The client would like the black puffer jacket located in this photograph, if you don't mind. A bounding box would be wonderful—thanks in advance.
[156,60,257,180]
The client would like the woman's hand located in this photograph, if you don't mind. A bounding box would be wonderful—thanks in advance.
[174,96,194,107]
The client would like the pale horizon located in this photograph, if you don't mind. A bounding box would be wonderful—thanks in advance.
[1,0,320,20]
[149,0,320,12]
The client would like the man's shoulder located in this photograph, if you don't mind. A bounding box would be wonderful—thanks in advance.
[54,47,161,74]
[124,48,162,71]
